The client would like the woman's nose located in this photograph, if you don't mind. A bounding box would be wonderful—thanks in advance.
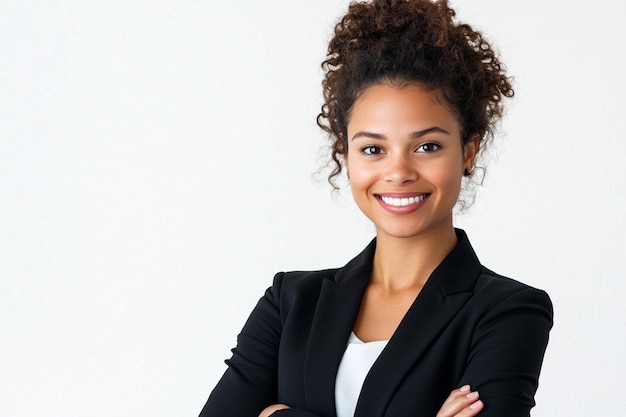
[384,154,418,184]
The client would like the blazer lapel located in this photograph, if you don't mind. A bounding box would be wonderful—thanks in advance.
[354,230,482,417]
[302,240,376,416]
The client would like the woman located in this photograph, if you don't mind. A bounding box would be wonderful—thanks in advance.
[199,1,553,416]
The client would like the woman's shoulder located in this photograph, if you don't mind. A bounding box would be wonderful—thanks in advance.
[271,238,376,295]
[259,268,344,320]
[472,266,553,315]
[271,268,341,296]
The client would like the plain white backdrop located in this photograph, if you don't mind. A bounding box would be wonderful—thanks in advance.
[1,1,625,416]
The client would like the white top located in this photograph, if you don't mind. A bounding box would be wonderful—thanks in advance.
[335,332,389,417]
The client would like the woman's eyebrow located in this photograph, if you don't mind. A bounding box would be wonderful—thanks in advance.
[410,126,451,138]
[351,126,451,141]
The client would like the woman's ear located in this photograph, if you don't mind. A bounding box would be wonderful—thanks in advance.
[463,134,480,175]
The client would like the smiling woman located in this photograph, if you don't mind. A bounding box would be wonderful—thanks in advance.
[198,1,552,417]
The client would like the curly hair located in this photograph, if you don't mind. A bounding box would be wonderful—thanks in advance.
[317,0,514,190]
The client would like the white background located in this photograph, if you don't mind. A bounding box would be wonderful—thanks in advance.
[1,1,624,416]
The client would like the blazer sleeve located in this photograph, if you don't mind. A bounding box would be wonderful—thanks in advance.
[458,287,554,417]
[198,272,284,416]
[198,273,326,417]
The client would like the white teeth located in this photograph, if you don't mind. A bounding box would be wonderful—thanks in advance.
[380,195,426,207]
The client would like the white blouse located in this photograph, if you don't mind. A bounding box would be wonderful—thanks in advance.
[335,332,389,417]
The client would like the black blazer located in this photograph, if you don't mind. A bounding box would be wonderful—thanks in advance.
[199,230,553,417]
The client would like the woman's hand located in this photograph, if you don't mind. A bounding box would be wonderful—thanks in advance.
[258,403,290,417]
[258,387,481,417]
[436,385,484,417]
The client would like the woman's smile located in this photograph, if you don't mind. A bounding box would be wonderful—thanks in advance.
[375,192,429,212]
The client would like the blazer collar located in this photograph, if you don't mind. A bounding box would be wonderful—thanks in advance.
[303,229,482,416]
[334,229,480,294]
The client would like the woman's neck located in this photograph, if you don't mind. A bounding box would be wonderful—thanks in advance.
[372,224,458,293]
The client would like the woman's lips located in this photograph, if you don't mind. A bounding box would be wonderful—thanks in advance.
[375,193,430,213]
[379,194,427,207]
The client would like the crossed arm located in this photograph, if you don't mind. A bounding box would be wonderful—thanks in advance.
[260,385,484,417]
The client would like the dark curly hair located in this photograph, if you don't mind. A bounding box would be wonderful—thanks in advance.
[317,0,514,191]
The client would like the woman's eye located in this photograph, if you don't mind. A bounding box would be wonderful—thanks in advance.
[417,143,441,153]
[362,145,384,155]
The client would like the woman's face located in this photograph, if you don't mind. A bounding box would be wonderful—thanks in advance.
[345,83,477,241]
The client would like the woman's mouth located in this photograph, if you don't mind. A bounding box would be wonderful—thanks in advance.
[378,194,428,207]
